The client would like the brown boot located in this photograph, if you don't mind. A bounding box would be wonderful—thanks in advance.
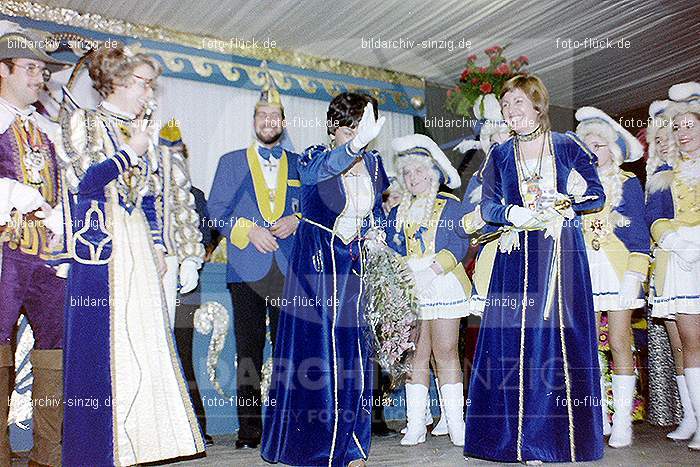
[0,345,13,467]
[29,349,63,466]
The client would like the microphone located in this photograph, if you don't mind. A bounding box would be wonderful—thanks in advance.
[140,100,157,131]
[142,100,157,123]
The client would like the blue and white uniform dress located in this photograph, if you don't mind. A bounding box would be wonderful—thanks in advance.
[385,192,471,319]
[573,106,650,312]
[60,103,204,466]
[579,171,650,310]
[646,157,700,317]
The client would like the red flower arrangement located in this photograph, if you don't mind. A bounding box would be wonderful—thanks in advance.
[446,44,529,117]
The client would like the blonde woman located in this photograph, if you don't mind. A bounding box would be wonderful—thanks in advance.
[645,99,694,437]
[385,134,471,447]
[464,75,605,463]
[646,82,700,450]
[574,107,649,448]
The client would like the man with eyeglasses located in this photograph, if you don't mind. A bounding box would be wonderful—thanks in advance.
[0,20,71,467]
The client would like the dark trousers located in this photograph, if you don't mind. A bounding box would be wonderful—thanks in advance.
[371,360,391,426]
[228,262,284,442]
[174,286,208,436]
[0,246,65,349]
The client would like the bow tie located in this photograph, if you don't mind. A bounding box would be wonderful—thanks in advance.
[414,225,429,254]
[258,145,283,161]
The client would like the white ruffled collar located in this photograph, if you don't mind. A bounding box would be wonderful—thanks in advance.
[0,97,36,131]
[676,155,700,185]
[0,97,35,118]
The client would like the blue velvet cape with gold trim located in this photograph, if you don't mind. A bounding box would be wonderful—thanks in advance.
[464,131,606,463]
[261,143,388,466]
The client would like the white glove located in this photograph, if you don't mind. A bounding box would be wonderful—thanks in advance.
[675,229,700,264]
[9,182,45,214]
[507,205,543,229]
[413,265,439,296]
[462,206,486,234]
[454,138,481,154]
[42,204,65,235]
[364,226,386,243]
[363,226,386,252]
[350,103,386,153]
[122,144,141,166]
[661,232,700,265]
[179,258,200,294]
[538,207,567,241]
[619,272,642,308]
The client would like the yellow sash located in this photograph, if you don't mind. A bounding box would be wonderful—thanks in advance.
[246,144,288,224]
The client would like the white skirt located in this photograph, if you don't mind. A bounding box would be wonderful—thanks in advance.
[408,256,470,320]
[650,226,700,319]
[587,247,644,312]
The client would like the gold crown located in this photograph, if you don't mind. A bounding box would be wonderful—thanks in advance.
[256,60,283,109]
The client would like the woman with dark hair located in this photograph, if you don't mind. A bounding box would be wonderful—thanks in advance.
[261,92,388,466]
[60,43,204,465]
[463,75,606,463]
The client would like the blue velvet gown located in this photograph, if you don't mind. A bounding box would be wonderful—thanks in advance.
[61,107,204,466]
[464,131,606,463]
[261,143,389,466]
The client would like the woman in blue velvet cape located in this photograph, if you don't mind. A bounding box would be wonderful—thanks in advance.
[464,75,605,463]
[262,94,389,466]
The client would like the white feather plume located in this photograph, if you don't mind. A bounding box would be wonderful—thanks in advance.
[668,82,700,102]
[575,106,644,163]
[392,134,460,189]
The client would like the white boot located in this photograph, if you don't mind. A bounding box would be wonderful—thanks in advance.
[684,368,700,450]
[599,367,612,436]
[431,377,448,436]
[401,384,428,445]
[667,375,697,440]
[400,390,432,434]
[440,383,465,446]
[608,374,636,448]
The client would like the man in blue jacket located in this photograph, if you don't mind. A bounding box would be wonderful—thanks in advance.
[208,63,300,449]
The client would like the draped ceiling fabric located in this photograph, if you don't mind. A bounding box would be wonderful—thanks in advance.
[3,0,699,115]
[54,69,414,194]
[1,3,421,191]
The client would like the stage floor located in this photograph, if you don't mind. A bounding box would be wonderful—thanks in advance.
[15,421,694,466]
[183,422,699,466]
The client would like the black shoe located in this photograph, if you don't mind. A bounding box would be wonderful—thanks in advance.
[372,422,398,438]
[235,438,260,449]
[204,434,214,446]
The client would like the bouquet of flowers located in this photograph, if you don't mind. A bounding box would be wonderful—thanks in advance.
[446,44,529,117]
[362,229,421,389]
